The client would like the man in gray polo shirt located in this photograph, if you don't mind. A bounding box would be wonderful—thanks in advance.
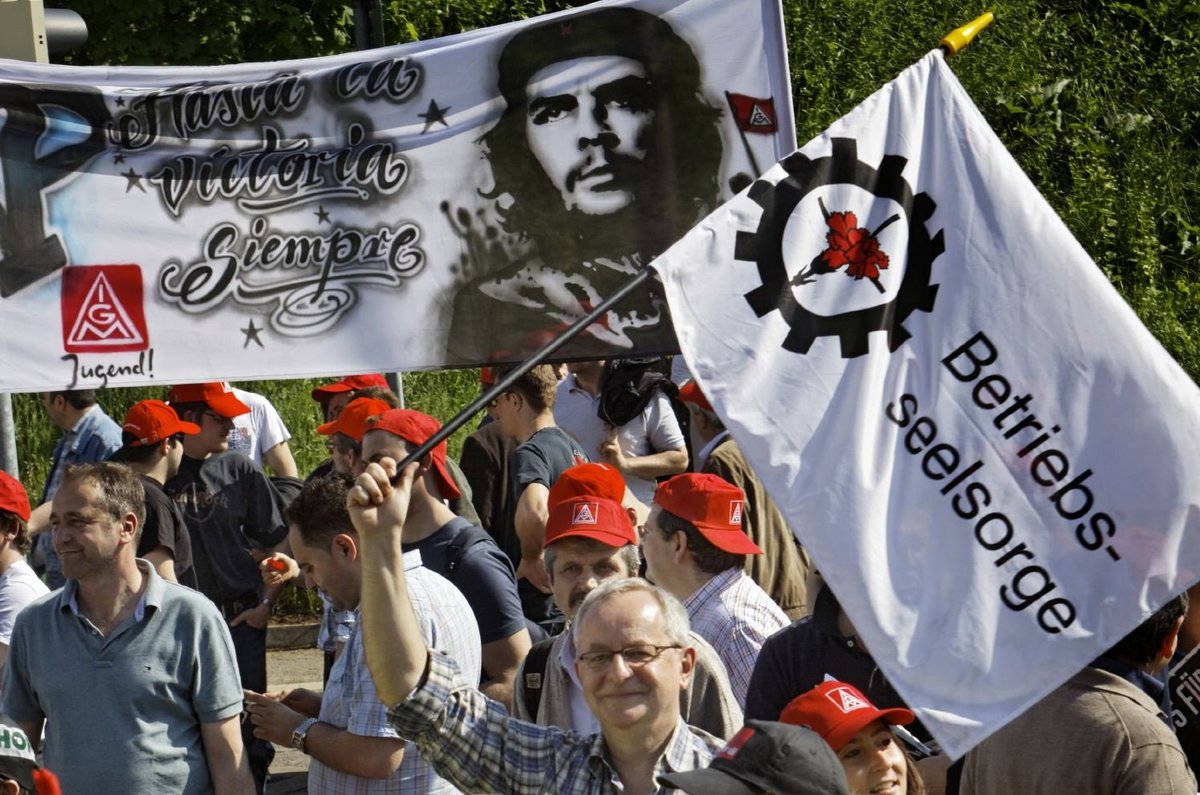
[2,462,251,794]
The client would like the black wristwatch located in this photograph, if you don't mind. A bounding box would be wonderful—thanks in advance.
[291,718,320,753]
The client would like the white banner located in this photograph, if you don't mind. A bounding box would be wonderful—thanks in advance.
[655,50,1200,757]
[0,0,793,391]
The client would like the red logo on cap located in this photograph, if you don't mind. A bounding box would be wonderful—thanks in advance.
[571,501,599,525]
[729,500,744,526]
[716,726,756,760]
[61,265,148,353]
[825,686,870,714]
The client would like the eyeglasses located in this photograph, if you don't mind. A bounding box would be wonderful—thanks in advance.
[576,644,681,672]
[486,392,511,410]
[202,410,229,424]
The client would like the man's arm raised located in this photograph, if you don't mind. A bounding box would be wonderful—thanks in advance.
[347,460,428,707]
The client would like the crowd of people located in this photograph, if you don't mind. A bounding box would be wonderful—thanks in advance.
[0,361,1192,794]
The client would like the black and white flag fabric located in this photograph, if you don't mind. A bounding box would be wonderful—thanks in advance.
[655,49,1200,756]
[0,0,793,390]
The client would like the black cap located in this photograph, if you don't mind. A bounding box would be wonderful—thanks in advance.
[658,720,849,795]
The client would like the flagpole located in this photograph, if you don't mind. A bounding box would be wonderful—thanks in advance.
[724,91,763,176]
[391,267,657,480]
[939,10,994,56]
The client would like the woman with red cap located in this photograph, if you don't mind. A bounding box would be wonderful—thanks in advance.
[781,681,926,795]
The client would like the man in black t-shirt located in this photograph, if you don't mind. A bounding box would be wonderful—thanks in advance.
[163,382,288,794]
[113,399,198,588]
[488,365,587,628]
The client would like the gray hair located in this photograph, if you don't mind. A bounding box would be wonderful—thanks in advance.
[573,577,690,654]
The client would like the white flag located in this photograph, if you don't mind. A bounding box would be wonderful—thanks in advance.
[654,49,1200,757]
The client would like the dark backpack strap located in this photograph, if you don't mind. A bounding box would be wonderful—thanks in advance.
[442,521,493,581]
[521,635,558,720]
[656,376,695,470]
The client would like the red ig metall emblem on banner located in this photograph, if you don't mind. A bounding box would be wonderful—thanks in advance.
[61,265,149,353]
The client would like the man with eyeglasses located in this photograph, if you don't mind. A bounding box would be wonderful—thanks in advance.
[350,459,725,795]
[513,474,741,740]
[163,381,289,794]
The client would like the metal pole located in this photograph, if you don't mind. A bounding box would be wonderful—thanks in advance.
[393,267,656,479]
[0,393,18,477]
[351,0,385,50]
[348,0,401,405]
[385,372,405,409]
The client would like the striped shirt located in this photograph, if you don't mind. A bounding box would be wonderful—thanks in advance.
[684,568,789,708]
[388,650,723,794]
[310,551,480,795]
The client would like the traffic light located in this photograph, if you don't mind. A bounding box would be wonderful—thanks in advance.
[0,0,86,63]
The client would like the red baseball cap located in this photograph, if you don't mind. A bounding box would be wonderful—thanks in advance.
[311,374,389,403]
[547,463,626,510]
[544,496,637,549]
[317,397,392,442]
[364,409,461,500]
[0,472,30,522]
[780,681,914,752]
[653,473,762,555]
[678,381,713,413]
[166,382,250,418]
[122,400,200,446]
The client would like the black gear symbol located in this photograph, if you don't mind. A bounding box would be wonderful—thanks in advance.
[738,137,944,357]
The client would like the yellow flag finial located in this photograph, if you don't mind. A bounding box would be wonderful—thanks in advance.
[940,11,994,56]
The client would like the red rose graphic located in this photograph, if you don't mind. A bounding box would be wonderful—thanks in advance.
[790,198,899,294]
[821,210,890,281]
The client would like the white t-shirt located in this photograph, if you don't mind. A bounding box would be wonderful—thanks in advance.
[0,559,49,649]
[227,388,291,468]
[554,374,686,504]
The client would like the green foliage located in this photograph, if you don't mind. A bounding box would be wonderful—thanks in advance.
[274,580,323,616]
[787,0,1200,373]
[56,0,582,65]
[58,1,357,65]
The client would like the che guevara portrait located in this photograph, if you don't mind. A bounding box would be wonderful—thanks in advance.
[446,7,727,363]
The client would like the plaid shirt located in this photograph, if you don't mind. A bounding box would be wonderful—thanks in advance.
[389,650,722,794]
[684,568,789,708]
[311,552,480,795]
